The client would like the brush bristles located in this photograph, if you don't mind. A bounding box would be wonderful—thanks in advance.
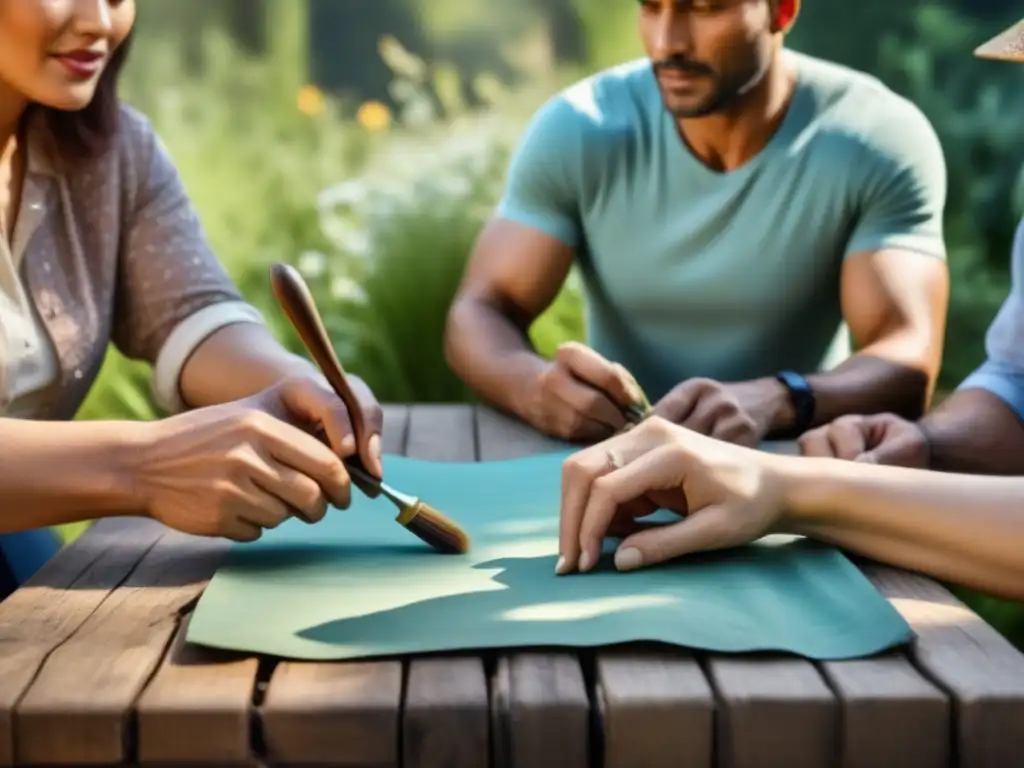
[396,501,471,554]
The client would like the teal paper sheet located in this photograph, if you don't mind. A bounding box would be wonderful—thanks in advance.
[186,451,913,661]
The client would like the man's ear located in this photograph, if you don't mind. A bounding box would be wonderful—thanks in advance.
[773,0,800,33]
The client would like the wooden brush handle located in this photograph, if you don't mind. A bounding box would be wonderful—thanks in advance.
[269,262,375,487]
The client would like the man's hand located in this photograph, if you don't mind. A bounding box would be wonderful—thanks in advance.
[798,413,930,468]
[651,378,789,447]
[523,342,646,442]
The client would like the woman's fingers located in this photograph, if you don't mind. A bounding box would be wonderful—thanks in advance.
[221,517,265,543]
[575,443,689,571]
[558,431,647,573]
[614,505,736,571]
[606,513,669,540]
[346,374,385,477]
[558,445,619,573]
[558,418,695,573]
[250,456,330,524]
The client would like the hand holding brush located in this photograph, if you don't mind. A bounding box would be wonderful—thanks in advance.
[268,262,470,555]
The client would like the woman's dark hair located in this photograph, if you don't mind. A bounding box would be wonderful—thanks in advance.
[39,31,134,163]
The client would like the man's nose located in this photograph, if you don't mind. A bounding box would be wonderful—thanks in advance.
[652,11,693,61]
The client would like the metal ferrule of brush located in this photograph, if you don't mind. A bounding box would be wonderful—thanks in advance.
[345,461,418,509]
[624,402,648,424]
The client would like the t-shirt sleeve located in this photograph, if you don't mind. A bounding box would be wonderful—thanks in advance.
[495,95,584,247]
[843,97,948,261]
[957,218,1024,420]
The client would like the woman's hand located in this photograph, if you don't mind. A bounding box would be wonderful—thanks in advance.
[556,416,790,574]
[257,371,384,477]
[130,376,379,542]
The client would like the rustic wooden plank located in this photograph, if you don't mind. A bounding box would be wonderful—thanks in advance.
[473,404,569,458]
[15,528,230,765]
[381,403,410,457]
[707,657,836,768]
[475,405,592,768]
[262,661,403,766]
[819,654,949,768]
[404,402,477,463]
[491,655,513,768]
[0,517,165,766]
[761,441,952,768]
[259,404,410,767]
[402,404,490,768]
[135,614,259,766]
[492,654,590,768]
[596,652,714,768]
[865,564,1024,768]
[405,657,489,768]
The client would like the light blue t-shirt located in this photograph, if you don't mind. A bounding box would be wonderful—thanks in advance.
[497,51,948,401]
[959,217,1024,418]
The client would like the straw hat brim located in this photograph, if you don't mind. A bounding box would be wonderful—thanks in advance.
[974,19,1024,63]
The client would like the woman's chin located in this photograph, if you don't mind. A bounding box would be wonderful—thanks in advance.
[31,84,98,112]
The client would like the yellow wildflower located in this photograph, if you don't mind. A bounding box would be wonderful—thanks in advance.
[297,84,324,117]
[356,101,391,132]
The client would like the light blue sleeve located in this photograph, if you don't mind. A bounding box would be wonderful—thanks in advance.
[843,97,948,261]
[957,218,1024,420]
[495,95,584,247]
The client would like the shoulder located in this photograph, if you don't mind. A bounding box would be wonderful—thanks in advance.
[792,51,945,178]
[558,58,658,127]
[54,102,181,214]
[73,101,201,238]
[109,102,178,192]
[519,59,658,153]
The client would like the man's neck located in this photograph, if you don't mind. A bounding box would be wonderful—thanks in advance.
[675,52,797,173]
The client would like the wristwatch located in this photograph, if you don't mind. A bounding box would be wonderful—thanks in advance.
[774,370,816,437]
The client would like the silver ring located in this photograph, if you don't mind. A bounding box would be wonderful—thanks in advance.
[605,448,623,470]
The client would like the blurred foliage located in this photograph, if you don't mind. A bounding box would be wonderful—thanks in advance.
[69,0,1024,644]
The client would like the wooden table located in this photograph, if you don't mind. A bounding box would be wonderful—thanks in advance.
[3,403,1024,768]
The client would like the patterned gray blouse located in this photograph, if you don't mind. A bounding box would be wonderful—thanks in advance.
[0,103,265,420]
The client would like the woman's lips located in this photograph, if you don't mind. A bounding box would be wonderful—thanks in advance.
[52,50,106,78]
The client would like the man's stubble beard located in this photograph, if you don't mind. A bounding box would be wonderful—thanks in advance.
[657,52,773,119]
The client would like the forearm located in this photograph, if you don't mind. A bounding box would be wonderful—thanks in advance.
[0,419,146,531]
[747,345,932,436]
[445,296,547,418]
[178,322,323,409]
[918,388,1024,475]
[807,348,932,424]
[779,455,1024,601]
[736,353,931,437]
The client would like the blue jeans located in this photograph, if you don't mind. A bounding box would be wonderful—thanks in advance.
[0,529,61,600]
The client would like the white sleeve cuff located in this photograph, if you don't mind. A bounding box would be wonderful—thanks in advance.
[152,301,266,414]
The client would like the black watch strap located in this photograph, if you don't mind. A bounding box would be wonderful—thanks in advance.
[775,370,815,437]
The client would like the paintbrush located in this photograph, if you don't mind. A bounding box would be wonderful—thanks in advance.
[623,399,650,426]
[616,377,651,432]
[268,261,471,555]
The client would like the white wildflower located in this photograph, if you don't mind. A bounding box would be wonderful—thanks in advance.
[297,250,327,278]
[330,275,367,303]
[317,180,370,214]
